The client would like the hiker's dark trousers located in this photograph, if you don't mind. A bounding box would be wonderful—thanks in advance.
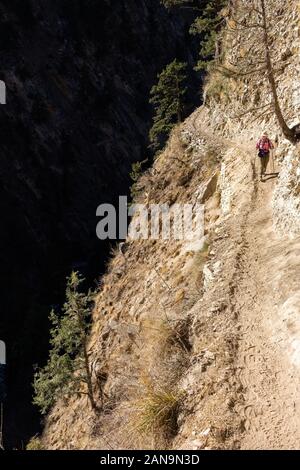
[260,152,270,176]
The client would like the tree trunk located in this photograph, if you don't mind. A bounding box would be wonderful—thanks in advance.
[175,74,182,123]
[77,308,98,412]
[83,336,98,411]
[261,0,295,142]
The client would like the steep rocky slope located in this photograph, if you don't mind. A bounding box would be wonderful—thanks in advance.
[41,0,300,450]
[0,0,199,447]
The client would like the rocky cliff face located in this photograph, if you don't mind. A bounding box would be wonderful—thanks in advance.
[199,0,300,236]
[0,0,199,447]
[39,0,300,450]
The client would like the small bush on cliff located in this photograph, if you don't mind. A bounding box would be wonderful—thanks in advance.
[149,59,187,152]
[133,382,183,440]
[130,159,148,200]
[26,436,43,450]
[33,272,97,414]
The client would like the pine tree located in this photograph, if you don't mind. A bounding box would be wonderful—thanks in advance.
[33,272,97,414]
[161,1,227,71]
[149,59,187,152]
[189,1,227,71]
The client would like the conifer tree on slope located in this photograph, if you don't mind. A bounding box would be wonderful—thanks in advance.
[149,59,187,152]
[161,1,227,71]
[33,272,97,414]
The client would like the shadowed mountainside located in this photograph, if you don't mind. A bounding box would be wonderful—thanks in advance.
[0,0,200,447]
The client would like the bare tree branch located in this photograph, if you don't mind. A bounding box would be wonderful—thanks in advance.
[249,109,273,124]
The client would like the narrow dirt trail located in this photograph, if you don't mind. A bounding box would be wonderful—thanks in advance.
[233,171,300,449]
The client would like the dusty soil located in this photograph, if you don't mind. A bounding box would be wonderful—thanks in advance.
[232,163,300,450]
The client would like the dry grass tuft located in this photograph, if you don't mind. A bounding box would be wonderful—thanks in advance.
[26,436,43,450]
[132,382,183,441]
[142,315,191,357]
[162,317,192,354]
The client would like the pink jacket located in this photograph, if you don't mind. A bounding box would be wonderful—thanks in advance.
[256,137,274,151]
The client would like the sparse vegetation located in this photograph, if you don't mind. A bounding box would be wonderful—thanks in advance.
[26,436,43,450]
[130,159,147,200]
[143,316,191,356]
[33,272,97,414]
[133,381,183,439]
[163,317,192,353]
[205,71,231,103]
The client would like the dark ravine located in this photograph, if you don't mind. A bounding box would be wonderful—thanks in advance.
[0,0,200,448]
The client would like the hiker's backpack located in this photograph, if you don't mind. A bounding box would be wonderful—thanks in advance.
[257,138,272,157]
[258,148,267,157]
[258,138,272,151]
